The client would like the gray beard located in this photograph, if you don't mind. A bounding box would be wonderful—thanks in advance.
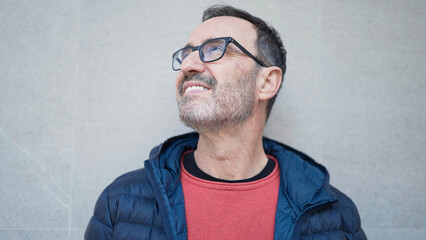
[177,71,257,133]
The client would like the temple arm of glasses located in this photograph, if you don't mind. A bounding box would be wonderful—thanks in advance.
[231,39,268,67]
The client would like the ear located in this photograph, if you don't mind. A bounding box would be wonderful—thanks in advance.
[258,66,282,101]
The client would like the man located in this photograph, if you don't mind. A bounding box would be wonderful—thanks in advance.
[85,5,366,240]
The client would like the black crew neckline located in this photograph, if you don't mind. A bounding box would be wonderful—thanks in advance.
[182,151,275,183]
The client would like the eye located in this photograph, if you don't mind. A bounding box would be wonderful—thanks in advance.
[205,45,223,54]
[180,48,193,60]
[202,40,226,61]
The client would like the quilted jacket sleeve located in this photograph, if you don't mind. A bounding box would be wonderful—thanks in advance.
[85,187,113,240]
[353,227,367,240]
[300,185,367,240]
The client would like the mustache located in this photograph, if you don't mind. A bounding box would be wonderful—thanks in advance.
[179,74,218,95]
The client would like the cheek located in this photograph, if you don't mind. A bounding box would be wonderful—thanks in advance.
[175,72,185,94]
[230,59,254,78]
[206,63,239,84]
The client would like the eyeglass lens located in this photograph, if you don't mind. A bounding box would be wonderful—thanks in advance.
[172,38,227,70]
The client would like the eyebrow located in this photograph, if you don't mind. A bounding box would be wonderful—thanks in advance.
[184,37,216,48]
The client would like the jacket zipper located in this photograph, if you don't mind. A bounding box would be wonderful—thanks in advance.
[145,161,177,240]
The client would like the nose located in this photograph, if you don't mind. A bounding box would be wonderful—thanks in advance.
[180,50,206,77]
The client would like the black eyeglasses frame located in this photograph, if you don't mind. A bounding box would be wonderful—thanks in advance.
[172,37,269,71]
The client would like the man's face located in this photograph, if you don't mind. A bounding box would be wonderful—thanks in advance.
[175,16,260,133]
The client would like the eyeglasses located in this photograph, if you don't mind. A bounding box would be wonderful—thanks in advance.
[172,37,268,71]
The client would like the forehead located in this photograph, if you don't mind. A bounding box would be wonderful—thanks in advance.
[188,16,257,49]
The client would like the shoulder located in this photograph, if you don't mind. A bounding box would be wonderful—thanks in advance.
[86,167,168,239]
[301,185,367,239]
[104,167,156,205]
[97,167,161,227]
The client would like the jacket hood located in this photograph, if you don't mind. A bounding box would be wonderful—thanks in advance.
[262,136,338,214]
[146,132,337,213]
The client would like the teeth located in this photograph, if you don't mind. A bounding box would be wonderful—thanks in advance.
[185,85,208,93]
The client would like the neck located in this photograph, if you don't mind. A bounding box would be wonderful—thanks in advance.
[194,115,268,181]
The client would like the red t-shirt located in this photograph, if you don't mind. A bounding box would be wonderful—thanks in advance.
[181,154,280,240]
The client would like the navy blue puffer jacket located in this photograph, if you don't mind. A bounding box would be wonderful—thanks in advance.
[85,133,367,240]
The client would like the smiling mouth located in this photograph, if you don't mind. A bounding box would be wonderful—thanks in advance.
[179,74,217,96]
[182,81,212,95]
[184,85,209,94]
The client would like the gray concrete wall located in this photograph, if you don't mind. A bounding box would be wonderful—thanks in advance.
[1,0,424,239]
